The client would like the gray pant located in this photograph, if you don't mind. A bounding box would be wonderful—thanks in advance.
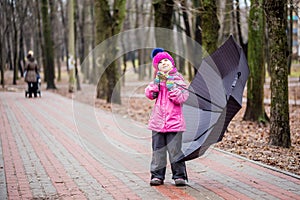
[150,131,187,180]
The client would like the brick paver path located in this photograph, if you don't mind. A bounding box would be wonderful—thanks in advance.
[1,91,300,199]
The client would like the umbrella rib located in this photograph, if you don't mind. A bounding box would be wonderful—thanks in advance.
[175,83,224,110]
[202,109,222,113]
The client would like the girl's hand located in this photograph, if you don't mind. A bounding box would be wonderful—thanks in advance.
[152,92,159,99]
[157,71,167,80]
[145,82,159,100]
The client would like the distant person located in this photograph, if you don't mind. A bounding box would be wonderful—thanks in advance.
[145,48,189,186]
[24,50,39,97]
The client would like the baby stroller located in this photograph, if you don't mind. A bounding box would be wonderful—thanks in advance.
[25,74,41,98]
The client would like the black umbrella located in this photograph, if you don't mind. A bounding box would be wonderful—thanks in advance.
[177,35,249,162]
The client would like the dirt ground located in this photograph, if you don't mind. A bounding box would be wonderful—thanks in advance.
[2,68,300,176]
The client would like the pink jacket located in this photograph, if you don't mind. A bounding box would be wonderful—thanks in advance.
[145,72,189,133]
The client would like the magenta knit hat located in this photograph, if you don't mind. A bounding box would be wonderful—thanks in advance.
[151,48,175,71]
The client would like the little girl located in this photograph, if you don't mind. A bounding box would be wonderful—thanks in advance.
[145,48,189,186]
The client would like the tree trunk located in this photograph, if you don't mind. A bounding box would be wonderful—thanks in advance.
[68,0,76,92]
[192,0,202,77]
[199,0,220,55]
[153,0,174,29]
[56,55,61,81]
[7,35,13,71]
[287,0,293,74]
[95,0,126,104]
[80,0,89,83]
[74,0,81,91]
[181,0,191,44]
[12,1,18,85]
[0,44,4,87]
[153,0,174,48]
[41,0,56,89]
[90,1,97,84]
[0,29,5,87]
[235,0,248,56]
[18,27,24,78]
[94,0,110,99]
[243,0,268,122]
[107,0,126,104]
[36,0,46,81]
[219,0,232,44]
[0,0,8,87]
[174,9,185,74]
[135,1,146,80]
[265,0,291,148]
[59,0,69,71]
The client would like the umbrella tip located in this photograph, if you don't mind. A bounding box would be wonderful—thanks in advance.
[151,48,164,59]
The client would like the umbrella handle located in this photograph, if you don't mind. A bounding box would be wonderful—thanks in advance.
[227,72,241,101]
[231,72,241,89]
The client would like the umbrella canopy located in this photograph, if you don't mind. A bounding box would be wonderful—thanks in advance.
[178,35,249,162]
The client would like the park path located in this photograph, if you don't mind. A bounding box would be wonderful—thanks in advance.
[0,91,300,200]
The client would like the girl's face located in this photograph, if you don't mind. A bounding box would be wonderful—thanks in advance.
[158,58,173,73]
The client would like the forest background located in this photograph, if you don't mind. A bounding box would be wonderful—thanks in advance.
[0,0,299,176]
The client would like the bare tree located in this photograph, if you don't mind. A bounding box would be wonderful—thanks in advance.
[74,0,81,90]
[35,0,46,78]
[11,0,19,85]
[68,0,76,92]
[16,1,29,79]
[41,0,56,89]
[218,0,232,44]
[94,0,127,104]
[287,0,293,74]
[59,0,69,73]
[199,0,220,54]
[153,0,175,48]
[0,0,9,87]
[89,0,97,85]
[265,0,291,148]
[243,0,268,122]
[78,0,90,83]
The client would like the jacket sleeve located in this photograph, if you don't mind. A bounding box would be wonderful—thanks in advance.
[145,82,159,100]
[168,81,189,104]
[24,62,29,71]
